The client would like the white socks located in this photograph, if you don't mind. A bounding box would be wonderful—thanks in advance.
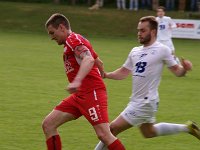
[94,123,189,150]
[94,141,107,150]
[154,122,189,136]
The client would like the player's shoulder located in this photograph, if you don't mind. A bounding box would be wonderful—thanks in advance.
[66,32,84,46]
[155,41,171,54]
[128,46,143,56]
[154,41,167,48]
[156,16,159,20]
[67,32,81,41]
[163,16,172,20]
[131,46,142,52]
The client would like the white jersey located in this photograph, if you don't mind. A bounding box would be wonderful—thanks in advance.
[156,16,177,41]
[123,41,177,104]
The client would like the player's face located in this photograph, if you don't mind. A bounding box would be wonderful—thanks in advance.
[157,9,165,18]
[137,21,152,45]
[47,24,66,45]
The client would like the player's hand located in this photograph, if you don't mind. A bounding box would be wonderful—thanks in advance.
[103,72,108,78]
[181,58,192,71]
[100,71,106,78]
[66,80,81,94]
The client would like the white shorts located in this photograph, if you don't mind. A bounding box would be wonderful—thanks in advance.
[158,39,175,53]
[120,100,159,126]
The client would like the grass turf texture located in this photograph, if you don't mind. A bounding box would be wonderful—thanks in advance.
[0,1,200,150]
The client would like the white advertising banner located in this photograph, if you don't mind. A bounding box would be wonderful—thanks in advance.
[172,19,200,39]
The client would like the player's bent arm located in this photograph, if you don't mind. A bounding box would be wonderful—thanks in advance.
[74,45,95,82]
[105,67,131,80]
[67,45,95,93]
[169,58,192,77]
[95,57,105,78]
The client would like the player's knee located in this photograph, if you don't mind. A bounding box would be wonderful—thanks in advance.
[42,119,48,133]
[142,133,153,138]
[110,123,119,136]
[96,133,106,141]
[141,130,156,138]
[140,123,157,138]
[42,118,54,134]
[96,132,111,143]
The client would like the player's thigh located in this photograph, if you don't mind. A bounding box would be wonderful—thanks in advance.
[125,101,158,122]
[78,89,109,126]
[43,109,76,128]
[110,115,132,136]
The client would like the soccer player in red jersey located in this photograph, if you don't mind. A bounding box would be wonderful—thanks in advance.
[42,13,126,150]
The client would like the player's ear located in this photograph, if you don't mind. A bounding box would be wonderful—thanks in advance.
[59,24,66,32]
[152,29,157,36]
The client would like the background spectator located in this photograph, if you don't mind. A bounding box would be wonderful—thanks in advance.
[178,0,186,12]
[190,0,198,11]
[89,0,104,10]
[129,0,138,11]
[165,0,175,10]
[117,0,126,10]
[152,0,159,10]
[141,0,152,10]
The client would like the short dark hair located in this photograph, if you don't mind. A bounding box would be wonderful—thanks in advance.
[45,13,71,29]
[157,6,165,11]
[139,16,158,31]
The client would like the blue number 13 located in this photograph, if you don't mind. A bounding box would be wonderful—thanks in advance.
[135,62,147,73]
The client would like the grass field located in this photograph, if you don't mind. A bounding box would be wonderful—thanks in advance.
[0,1,200,150]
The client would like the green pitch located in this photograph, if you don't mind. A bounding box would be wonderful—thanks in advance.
[0,2,200,150]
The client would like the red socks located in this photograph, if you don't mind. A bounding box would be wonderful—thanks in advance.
[108,139,126,150]
[46,135,62,150]
[46,135,125,150]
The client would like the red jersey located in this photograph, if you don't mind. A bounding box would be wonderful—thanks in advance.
[63,32,106,95]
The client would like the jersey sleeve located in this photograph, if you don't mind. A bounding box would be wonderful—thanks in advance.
[162,46,177,67]
[169,18,177,28]
[123,50,134,71]
[66,34,84,51]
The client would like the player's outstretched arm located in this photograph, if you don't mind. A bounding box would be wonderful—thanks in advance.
[169,58,192,77]
[105,67,131,80]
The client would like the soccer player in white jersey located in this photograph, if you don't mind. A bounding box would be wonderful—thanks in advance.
[156,6,177,54]
[95,16,200,150]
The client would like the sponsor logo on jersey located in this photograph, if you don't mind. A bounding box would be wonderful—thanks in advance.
[140,53,147,59]
[64,55,74,74]
[64,61,74,74]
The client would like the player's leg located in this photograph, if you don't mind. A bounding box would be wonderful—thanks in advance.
[80,89,126,150]
[42,110,76,150]
[42,95,81,150]
[138,100,189,138]
[139,122,188,138]
[42,110,76,139]
[94,122,128,150]
[153,122,188,137]
[110,115,133,136]
[137,100,200,140]
[94,112,133,150]
[140,121,200,140]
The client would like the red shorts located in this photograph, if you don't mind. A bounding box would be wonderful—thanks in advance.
[55,88,109,126]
